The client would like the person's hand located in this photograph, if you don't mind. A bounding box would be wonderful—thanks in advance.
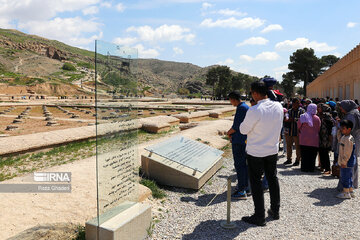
[227,128,235,136]
[341,164,346,168]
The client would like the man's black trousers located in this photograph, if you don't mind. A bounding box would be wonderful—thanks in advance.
[246,153,280,220]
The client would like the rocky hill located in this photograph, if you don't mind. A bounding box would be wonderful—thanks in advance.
[0,28,223,96]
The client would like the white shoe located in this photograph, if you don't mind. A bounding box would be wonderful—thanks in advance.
[350,191,356,198]
[336,192,351,199]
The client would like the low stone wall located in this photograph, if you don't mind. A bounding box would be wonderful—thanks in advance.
[139,116,180,133]
[0,121,141,156]
[208,106,235,118]
[173,111,210,123]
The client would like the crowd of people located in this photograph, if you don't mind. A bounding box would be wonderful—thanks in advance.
[227,79,360,226]
[281,96,360,199]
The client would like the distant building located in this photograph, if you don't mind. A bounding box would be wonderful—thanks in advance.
[307,44,360,100]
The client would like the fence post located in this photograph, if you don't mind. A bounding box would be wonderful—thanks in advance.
[220,177,236,229]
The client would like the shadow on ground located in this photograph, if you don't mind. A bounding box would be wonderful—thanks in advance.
[278,167,324,177]
[180,184,250,207]
[161,185,198,194]
[180,191,228,207]
[181,217,279,240]
[306,187,345,206]
[217,174,237,181]
[181,219,256,240]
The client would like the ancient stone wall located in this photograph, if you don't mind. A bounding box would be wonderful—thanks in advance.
[307,44,360,100]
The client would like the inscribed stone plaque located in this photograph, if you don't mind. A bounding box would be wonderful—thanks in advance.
[145,136,223,172]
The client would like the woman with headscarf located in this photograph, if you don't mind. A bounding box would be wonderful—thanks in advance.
[338,100,360,189]
[298,103,321,172]
[317,103,335,175]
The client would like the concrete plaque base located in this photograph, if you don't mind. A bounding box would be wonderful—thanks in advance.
[141,153,223,190]
[86,202,151,240]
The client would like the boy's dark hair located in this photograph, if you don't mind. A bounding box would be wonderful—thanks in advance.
[340,119,353,129]
[292,98,299,104]
[251,81,267,96]
[228,91,241,100]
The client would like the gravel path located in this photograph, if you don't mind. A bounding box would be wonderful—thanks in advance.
[148,148,360,240]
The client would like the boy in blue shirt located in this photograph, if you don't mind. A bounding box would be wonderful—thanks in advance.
[337,120,357,199]
[227,91,249,199]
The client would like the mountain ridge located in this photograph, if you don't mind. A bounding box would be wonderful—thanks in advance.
[0,28,243,96]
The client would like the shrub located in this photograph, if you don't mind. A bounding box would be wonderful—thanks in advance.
[62,62,76,71]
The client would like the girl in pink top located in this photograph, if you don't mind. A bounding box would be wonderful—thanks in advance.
[298,103,321,172]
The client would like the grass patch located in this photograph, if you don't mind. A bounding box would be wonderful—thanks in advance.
[0,140,96,181]
[137,126,179,143]
[146,220,156,238]
[222,135,230,140]
[0,126,176,182]
[220,143,230,151]
[65,73,86,82]
[77,61,94,69]
[72,225,86,240]
[140,178,166,199]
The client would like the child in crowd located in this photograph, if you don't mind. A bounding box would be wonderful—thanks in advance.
[337,120,357,199]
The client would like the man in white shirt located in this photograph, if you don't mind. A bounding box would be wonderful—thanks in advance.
[240,80,284,226]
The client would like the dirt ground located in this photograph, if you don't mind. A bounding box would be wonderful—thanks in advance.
[0,106,96,136]
[7,223,83,240]
[0,104,190,136]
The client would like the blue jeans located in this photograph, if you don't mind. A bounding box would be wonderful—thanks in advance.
[262,175,269,189]
[232,143,249,192]
[341,167,353,188]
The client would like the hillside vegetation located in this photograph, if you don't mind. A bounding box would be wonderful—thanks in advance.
[0,28,253,97]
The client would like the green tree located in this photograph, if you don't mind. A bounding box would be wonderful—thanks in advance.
[280,72,298,97]
[205,66,232,98]
[288,48,322,96]
[320,55,340,72]
[205,67,218,98]
[245,76,259,97]
[231,73,243,90]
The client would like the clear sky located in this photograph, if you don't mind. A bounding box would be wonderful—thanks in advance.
[1,0,359,80]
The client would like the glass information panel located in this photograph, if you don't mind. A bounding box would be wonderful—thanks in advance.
[145,136,224,172]
[95,40,139,227]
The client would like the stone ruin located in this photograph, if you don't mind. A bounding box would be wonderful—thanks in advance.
[6,125,18,131]
[46,120,59,126]
[12,119,23,124]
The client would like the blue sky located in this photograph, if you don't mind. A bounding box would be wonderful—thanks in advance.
[1,0,359,81]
